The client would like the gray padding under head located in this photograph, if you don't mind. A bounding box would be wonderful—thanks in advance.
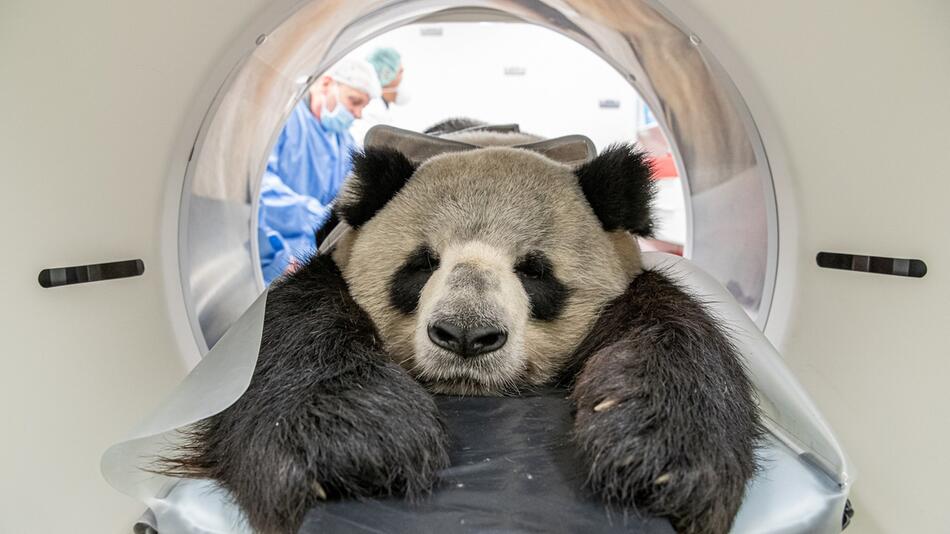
[363,124,597,165]
[517,135,597,165]
[364,125,476,163]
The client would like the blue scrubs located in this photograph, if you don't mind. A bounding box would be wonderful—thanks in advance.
[258,98,356,283]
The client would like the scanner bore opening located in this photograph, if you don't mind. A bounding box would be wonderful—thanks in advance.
[179,2,777,355]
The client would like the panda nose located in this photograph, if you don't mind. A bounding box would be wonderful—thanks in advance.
[428,321,508,358]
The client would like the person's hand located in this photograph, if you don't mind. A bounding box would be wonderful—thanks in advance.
[285,257,301,274]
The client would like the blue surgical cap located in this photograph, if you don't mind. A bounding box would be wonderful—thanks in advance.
[366,47,402,87]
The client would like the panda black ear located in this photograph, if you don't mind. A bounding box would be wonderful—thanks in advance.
[574,143,656,236]
[336,147,417,228]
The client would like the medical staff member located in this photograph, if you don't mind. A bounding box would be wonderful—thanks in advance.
[369,47,407,108]
[351,47,410,144]
[258,59,381,284]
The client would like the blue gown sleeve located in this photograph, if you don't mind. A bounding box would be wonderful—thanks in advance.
[257,204,291,285]
[258,172,331,238]
[257,119,333,283]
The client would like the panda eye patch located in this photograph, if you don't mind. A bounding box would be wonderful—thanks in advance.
[404,246,440,272]
[389,246,439,314]
[514,251,569,321]
[514,253,547,279]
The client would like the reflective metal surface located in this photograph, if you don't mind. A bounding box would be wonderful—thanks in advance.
[181,0,776,350]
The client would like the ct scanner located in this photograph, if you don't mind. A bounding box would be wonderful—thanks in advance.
[1,1,947,533]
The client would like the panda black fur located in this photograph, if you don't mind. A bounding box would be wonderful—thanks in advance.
[160,124,762,534]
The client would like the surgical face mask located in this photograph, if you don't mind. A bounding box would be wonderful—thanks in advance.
[320,87,355,133]
[393,86,411,106]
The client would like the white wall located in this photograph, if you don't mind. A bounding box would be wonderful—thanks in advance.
[0,1,276,532]
[346,22,686,244]
[349,22,642,151]
[672,1,950,532]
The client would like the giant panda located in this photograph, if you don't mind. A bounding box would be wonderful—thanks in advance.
[160,121,762,534]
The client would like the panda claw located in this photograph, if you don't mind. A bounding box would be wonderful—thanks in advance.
[593,398,619,412]
[312,481,327,500]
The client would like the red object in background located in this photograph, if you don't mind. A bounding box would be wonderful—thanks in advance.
[640,153,683,256]
[649,153,677,180]
[638,237,684,256]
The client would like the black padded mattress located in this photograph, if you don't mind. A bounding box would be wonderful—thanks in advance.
[300,389,673,533]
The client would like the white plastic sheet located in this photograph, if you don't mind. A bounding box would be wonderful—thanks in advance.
[101,291,266,504]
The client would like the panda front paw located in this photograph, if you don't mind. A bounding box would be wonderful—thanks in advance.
[270,374,450,503]
[568,270,762,533]
[168,362,450,534]
[573,392,751,534]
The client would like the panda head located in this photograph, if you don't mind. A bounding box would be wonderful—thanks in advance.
[332,143,655,395]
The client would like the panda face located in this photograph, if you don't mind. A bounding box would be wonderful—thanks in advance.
[336,147,644,395]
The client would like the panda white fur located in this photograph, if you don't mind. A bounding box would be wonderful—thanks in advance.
[160,121,761,534]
